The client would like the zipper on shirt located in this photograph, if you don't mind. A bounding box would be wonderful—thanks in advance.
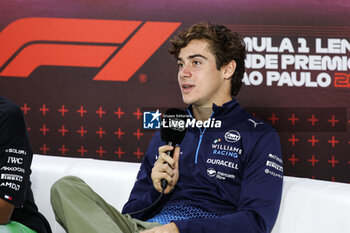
[194,130,204,164]
[187,109,214,164]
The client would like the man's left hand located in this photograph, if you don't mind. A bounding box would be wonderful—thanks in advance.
[140,222,179,233]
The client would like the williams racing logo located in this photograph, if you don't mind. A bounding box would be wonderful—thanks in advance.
[212,137,242,158]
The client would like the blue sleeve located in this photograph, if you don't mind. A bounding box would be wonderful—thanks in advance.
[174,129,283,233]
[121,132,165,220]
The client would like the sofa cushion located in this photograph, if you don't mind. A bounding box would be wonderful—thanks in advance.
[30,154,350,233]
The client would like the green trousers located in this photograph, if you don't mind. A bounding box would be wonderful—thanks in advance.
[50,176,161,233]
[0,221,37,233]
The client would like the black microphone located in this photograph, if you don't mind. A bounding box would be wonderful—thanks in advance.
[160,108,188,190]
[126,108,188,216]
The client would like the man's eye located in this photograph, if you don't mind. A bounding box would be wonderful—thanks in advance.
[193,60,201,66]
[177,63,184,68]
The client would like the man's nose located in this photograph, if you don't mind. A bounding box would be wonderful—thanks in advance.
[179,63,191,79]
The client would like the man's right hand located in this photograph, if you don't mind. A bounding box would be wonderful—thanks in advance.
[0,199,14,224]
[151,145,180,194]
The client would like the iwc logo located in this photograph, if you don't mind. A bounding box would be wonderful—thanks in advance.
[224,130,241,143]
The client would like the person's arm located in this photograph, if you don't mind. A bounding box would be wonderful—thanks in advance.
[141,222,179,233]
[123,133,181,221]
[0,101,32,220]
[0,199,14,224]
[173,130,283,233]
[122,132,166,220]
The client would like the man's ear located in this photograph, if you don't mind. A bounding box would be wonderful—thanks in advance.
[222,60,236,80]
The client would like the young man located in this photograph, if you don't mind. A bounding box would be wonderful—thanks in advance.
[51,23,283,233]
[0,95,52,233]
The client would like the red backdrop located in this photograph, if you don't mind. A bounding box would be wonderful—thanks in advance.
[0,0,349,183]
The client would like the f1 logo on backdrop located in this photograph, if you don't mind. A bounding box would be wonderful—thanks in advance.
[0,18,181,81]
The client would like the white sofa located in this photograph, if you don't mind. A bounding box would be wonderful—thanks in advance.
[30,154,350,233]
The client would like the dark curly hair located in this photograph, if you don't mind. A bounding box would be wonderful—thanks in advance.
[169,23,246,97]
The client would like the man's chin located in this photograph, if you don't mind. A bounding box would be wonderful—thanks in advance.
[182,97,195,105]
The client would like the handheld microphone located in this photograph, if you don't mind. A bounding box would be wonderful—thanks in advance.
[126,108,188,216]
[160,108,188,190]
